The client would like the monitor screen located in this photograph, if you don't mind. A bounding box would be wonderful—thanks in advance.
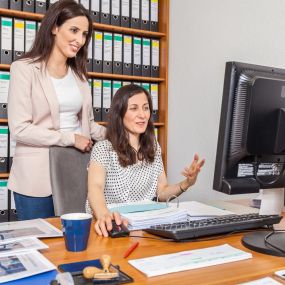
[213,61,285,195]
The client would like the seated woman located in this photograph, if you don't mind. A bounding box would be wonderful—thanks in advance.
[86,84,205,237]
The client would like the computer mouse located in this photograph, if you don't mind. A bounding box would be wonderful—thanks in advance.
[108,220,130,238]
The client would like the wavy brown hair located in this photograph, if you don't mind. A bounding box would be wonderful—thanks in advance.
[107,84,156,167]
[20,0,92,81]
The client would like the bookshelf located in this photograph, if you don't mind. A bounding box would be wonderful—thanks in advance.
[0,0,169,167]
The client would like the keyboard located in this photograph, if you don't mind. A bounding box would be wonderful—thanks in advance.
[145,213,282,241]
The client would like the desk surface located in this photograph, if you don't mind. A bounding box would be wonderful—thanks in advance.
[41,218,285,285]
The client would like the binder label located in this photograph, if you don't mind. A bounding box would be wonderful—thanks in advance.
[112,0,120,15]
[132,0,140,18]
[14,19,25,52]
[112,81,122,97]
[0,127,8,157]
[141,0,150,21]
[25,21,36,52]
[114,34,122,62]
[104,33,113,62]
[101,0,110,13]
[124,36,132,64]
[93,80,102,108]
[152,40,159,67]
[94,31,103,60]
[151,84,158,110]
[143,38,151,66]
[142,83,150,92]
[1,18,12,50]
[151,0,158,22]
[91,0,100,10]
[0,72,9,104]
[121,0,130,17]
[103,81,112,108]
[134,37,142,65]
[0,180,8,211]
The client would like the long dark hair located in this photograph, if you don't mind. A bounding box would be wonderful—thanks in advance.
[107,84,156,167]
[21,0,92,80]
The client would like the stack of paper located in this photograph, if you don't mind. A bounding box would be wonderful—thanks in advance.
[123,207,188,230]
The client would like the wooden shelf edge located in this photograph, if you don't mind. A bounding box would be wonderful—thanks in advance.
[88,72,165,82]
[0,119,8,123]
[0,8,166,38]
[93,23,166,38]
[0,65,165,82]
[0,173,9,178]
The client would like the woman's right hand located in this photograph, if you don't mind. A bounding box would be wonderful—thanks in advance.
[74,134,93,152]
[94,211,128,237]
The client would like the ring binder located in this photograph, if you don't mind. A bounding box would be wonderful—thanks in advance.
[155,194,180,208]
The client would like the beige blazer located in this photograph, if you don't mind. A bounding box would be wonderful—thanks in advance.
[8,59,105,197]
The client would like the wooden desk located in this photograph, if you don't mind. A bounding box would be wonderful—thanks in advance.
[41,218,285,285]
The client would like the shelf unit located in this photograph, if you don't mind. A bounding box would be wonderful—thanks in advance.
[0,0,169,165]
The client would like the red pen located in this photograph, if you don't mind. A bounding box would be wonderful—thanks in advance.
[123,241,139,258]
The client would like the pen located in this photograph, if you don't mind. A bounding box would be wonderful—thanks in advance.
[123,241,139,258]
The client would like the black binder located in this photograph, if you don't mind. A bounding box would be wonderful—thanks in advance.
[23,0,35,12]
[9,0,21,10]
[0,17,13,64]
[103,32,113,74]
[142,37,150,77]
[151,38,159,77]
[123,34,132,75]
[150,0,158,31]
[141,0,150,30]
[132,36,142,76]
[121,0,130,27]
[0,180,8,222]
[92,79,102,121]
[90,0,100,22]
[131,0,140,29]
[35,0,47,14]
[93,31,103,72]
[0,71,9,119]
[111,0,120,26]
[113,33,122,74]
[100,0,110,25]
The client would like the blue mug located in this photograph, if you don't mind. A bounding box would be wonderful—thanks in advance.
[61,213,92,252]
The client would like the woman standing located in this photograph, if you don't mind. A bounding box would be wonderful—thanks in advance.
[8,0,105,220]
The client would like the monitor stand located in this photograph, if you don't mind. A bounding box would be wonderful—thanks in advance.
[242,188,285,257]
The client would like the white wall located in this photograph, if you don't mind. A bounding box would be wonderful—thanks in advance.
[167,0,285,202]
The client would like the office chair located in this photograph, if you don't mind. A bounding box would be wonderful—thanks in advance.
[49,146,91,216]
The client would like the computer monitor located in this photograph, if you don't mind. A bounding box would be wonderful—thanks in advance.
[213,61,285,256]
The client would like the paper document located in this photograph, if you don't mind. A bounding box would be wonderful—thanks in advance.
[239,277,283,285]
[129,244,252,277]
[123,207,188,231]
[0,238,48,257]
[0,219,62,241]
[0,250,56,283]
[108,200,168,214]
[168,201,234,218]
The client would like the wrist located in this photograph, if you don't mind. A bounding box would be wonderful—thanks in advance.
[179,183,188,193]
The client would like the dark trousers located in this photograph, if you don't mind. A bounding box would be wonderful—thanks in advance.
[13,192,55,220]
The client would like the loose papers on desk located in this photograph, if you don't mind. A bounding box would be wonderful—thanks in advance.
[0,219,62,241]
[129,244,252,277]
[0,250,56,283]
[239,277,283,285]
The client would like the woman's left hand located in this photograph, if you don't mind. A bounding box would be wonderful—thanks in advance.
[181,154,205,188]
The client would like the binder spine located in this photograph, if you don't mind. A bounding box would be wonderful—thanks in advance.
[101,0,111,25]
[102,80,112,121]
[131,0,140,29]
[141,0,150,30]
[150,0,158,31]
[23,0,35,13]
[121,0,130,27]
[9,0,22,10]
[113,33,123,74]
[111,0,121,26]
[35,0,47,14]
[13,19,25,61]
[93,79,103,121]
[133,36,142,76]
[91,0,100,23]
[103,32,113,74]
[123,34,132,75]
[151,39,159,77]
[0,71,9,119]
[0,17,13,64]
[93,31,103,73]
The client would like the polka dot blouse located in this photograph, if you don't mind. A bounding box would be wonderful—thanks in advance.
[86,139,164,211]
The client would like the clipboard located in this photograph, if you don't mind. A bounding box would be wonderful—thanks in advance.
[58,259,133,285]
